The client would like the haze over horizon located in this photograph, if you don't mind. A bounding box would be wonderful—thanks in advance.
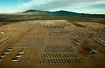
[0,0,105,14]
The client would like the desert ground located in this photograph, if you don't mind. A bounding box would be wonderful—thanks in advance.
[0,20,105,68]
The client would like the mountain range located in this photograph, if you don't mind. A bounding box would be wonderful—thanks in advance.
[23,10,105,17]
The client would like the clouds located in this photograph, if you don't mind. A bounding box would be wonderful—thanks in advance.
[18,0,55,11]
[0,0,105,13]
[18,0,105,11]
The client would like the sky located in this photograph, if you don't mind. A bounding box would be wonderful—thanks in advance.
[0,0,105,14]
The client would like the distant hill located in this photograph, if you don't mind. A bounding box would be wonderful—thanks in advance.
[51,10,79,15]
[23,10,105,17]
[23,10,79,15]
[23,10,49,15]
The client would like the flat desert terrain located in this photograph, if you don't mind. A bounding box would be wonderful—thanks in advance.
[0,20,105,68]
